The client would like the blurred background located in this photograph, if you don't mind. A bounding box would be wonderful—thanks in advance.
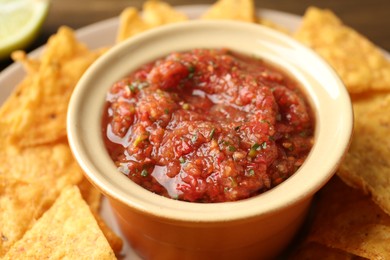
[1,0,389,69]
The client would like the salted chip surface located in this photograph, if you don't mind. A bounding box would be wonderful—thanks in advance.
[338,93,390,215]
[290,242,360,260]
[307,177,390,259]
[0,177,49,257]
[294,7,390,94]
[0,142,84,191]
[0,26,101,147]
[142,0,187,27]
[77,176,102,213]
[201,0,256,22]
[116,7,150,42]
[117,1,188,43]
[3,186,116,260]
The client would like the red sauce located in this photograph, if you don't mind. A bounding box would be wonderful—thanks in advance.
[102,49,314,203]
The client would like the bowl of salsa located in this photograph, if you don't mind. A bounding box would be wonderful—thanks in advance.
[68,20,353,259]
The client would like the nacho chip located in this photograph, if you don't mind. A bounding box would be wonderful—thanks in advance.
[142,0,187,27]
[3,186,116,259]
[290,242,361,260]
[0,177,49,257]
[0,27,101,147]
[201,0,256,22]
[0,142,85,256]
[92,211,123,255]
[307,177,390,259]
[338,93,390,215]
[0,142,84,191]
[116,7,150,42]
[294,7,390,94]
[116,1,188,43]
[77,177,102,213]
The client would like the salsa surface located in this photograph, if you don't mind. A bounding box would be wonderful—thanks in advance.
[102,49,314,203]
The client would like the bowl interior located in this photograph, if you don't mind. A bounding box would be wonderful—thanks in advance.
[67,20,353,222]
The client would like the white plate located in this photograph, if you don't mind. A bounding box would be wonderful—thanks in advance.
[0,5,301,259]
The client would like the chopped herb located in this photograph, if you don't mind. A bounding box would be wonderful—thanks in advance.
[191,133,198,143]
[209,128,216,139]
[188,65,196,73]
[299,131,308,137]
[141,169,148,177]
[248,142,267,157]
[248,169,255,176]
[179,157,185,164]
[187,65,195,79]
[248,148,257,158]
[164,108,169,115]
[234,125,241,131]
[251,143,261,150]
[260,119,270,125]
[127,84,136,93]
[228,145,236,152]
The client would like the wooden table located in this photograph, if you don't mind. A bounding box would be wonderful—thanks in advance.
[1,0,389,69]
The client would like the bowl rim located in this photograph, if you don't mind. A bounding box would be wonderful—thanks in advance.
[67,20,353,223]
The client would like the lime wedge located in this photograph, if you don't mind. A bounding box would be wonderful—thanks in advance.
[0,0,49,60]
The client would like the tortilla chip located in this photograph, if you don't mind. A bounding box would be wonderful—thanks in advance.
[92,211,123,255]
[0,177,50,257]
[0,27,101,147]
[0,142,85,256]
[116,7,150,42]
[290,242,361,260]
[3,186,116,259]
[201,0,256,22]
[0,142,84,191]
[77,177,102,213]
[307,176,390,259]
[142,0,188,27]
[294,7,390,94]
[338,93,390,215]
[116,1,188,43]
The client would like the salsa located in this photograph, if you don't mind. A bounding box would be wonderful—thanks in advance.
[102,49,314,203]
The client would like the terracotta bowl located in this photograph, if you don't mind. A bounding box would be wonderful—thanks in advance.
[67,20,353,259]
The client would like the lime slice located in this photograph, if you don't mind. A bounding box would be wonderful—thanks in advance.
[0,0,49,60]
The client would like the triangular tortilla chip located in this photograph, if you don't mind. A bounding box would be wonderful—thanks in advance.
[3,186,116,259]
[0,177,50,257]
[0,27,102,147]
[290,241,359,260]
[142,0,187,27]
[307,177,390,259]
[116,1,188,43]
[201,0,256,22]
[116,7,151,42]
[294,7,390,94]
[338,93,390,215]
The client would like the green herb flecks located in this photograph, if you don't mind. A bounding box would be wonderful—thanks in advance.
[248,142,267,157]
[141,169,148,177]
[209,128,216,139]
